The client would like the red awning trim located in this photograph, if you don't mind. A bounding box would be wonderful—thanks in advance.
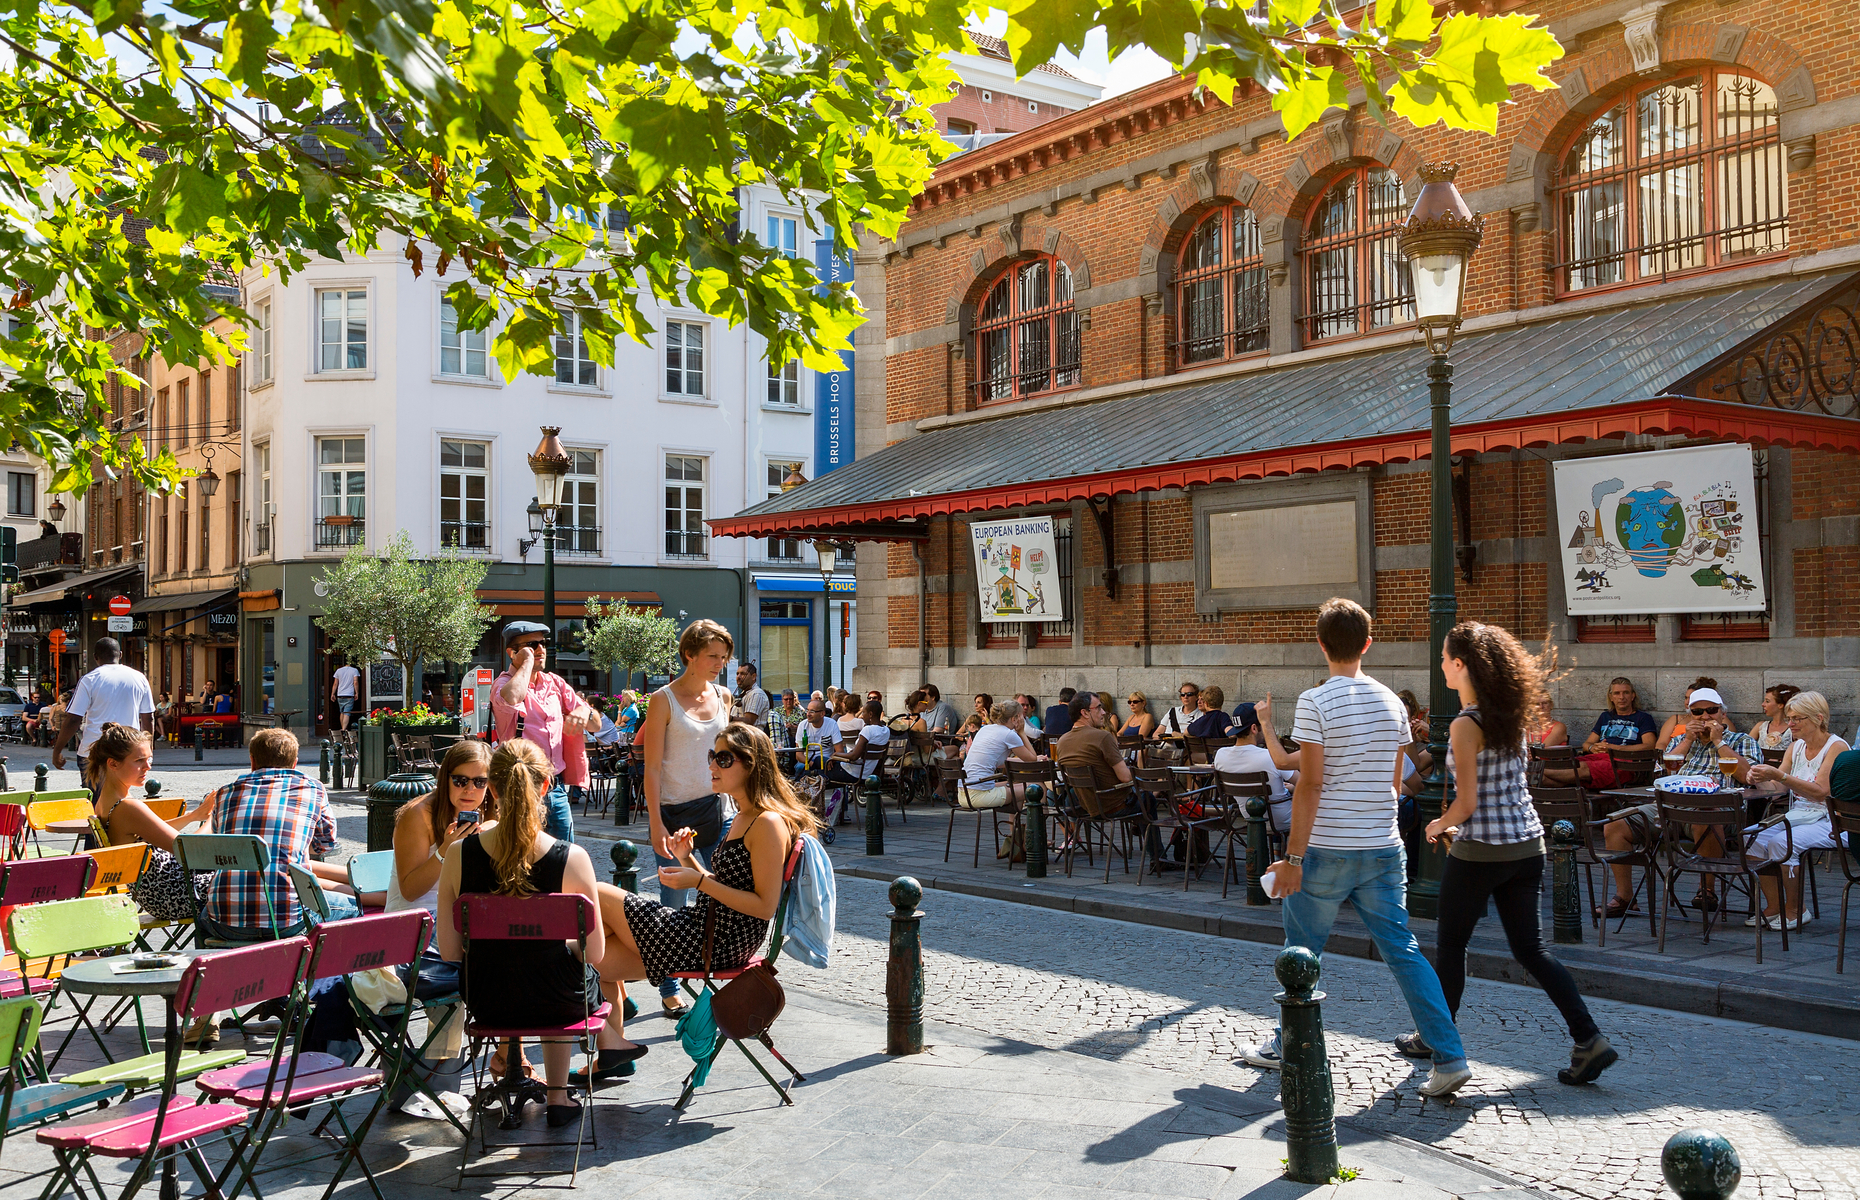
[707,397,1860,540]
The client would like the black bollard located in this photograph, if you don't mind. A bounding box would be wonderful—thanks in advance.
[335,744,349,791]
[319,740,331,785]
[0,755,8,793]
[1551,819,1582,945]
[35,763,48,791]
[1246,796,1272,907]
[863,774,884,856]
[1662,1129,1741,1200]
[886,877,925,1056]
[144,780,161,799]
[609,840,640,892]
[1023,783,1047,879]
[1274,946,1342,1184]
[194,733,204,762]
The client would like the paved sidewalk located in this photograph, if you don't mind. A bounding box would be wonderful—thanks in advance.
[0,984,1534,1200]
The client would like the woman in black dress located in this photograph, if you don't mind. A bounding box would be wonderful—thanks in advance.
[437,738,614,1126]
[591,723,820,1076]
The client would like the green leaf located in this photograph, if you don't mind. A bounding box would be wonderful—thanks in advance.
[1272,65,1350,138]
[1269,0,1322,33]
[1373,0,1435,45]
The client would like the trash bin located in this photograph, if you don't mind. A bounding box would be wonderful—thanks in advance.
[367,772,435,852]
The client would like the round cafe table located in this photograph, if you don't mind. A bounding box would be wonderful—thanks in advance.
[59,950,206,1200]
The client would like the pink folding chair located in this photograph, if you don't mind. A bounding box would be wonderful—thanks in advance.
[35,937,310,1200]
[201,910,432,1200]
[454,892,610,1189]
[0,855,98,1001]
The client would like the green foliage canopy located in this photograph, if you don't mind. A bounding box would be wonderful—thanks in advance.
[314,529,495,674]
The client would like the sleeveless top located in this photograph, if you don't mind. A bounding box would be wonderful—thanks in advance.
[1445,705,1544,857]
[1753,719,1793,752]
[456,834,590,1026]
[385,853,440,919]
[655,681,731,803]
[1783,736,1845,819]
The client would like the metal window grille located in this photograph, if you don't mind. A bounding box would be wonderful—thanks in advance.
[1173,205,1269,367]
[1303,167,1414,342]
[1037,518,1075,645]
[1555,72,1785,294]
[971,254,1081,403]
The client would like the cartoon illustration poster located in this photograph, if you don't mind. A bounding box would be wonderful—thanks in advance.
[970,516,1063,623]
[1552,444,1766,615]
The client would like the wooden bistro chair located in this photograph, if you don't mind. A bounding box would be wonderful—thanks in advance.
[1140,766,1223,891]
[1587,795,1662,947]
[1831,797,1860,974]
[1060,764,1143,882]
[1606,744,1661,789]
[1656,789,1795,964]
[1761,746,1787,768]
[1528,744,1579,788]
[1213,770,1274,900]
[936,761,1013,867]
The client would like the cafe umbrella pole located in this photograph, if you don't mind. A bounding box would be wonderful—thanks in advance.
[1398,164,1484,923]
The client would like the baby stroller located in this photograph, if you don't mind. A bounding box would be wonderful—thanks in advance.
[793,750,854,844]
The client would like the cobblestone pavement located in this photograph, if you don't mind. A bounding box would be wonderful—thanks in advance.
[794,875,1859,1200]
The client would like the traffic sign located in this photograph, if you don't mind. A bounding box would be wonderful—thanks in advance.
[47,629,66,650]
[109,594,131,617]
[107,615,133,632]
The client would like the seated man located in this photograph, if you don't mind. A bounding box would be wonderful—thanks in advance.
[1214,695,1299,831]
[21,690,44,744]
[794,698,841,776]
[1055,692,1137,817]
[1184,684,1235,739]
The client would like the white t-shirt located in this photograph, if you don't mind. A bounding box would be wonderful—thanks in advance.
[1213,742,1296,830]
[332,665,361,697]
[853,722,890,777]
[1291,674,1409,850]
[965,723,1028,785]
[794,717,841,756]
[67,663,156,756]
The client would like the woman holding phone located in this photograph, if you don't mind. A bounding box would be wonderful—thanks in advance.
[391,739,497,919]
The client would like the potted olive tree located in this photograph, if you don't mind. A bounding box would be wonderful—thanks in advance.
[583,596,679,697]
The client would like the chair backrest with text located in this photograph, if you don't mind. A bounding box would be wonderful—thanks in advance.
[175,833,280,933]
[0,855,96,908]
[454,893,598,1029]
[82,844,149,896]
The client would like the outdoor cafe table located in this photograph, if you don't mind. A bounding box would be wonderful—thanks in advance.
[58,950,207,1200]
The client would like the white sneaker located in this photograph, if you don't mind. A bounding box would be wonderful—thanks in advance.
[1418,1064,1472,1097]
[1240,1040,1282,1070]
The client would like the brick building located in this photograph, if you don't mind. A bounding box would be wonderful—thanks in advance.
[934,32,1103,140]
[714,0,1860,734]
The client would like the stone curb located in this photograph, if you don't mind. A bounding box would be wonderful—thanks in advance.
[831,864,1860,1043]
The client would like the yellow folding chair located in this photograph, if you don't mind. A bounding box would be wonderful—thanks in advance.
[23,794,95,858]
[82,844,149,897]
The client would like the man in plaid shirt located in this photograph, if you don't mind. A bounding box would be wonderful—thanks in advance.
[199,728,346,941]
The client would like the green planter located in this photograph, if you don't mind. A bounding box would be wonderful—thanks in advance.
[368,772,436,852]
[360,725,388,790]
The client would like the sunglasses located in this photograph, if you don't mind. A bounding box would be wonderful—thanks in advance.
[1179,690,1198,699]
[1688,706,1722,716]
[1128,698,1143,704]
[514,640,550,652]
[707,749,740,769]
[451,774,490,790]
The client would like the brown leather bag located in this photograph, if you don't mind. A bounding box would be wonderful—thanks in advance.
[701,905,785,1039]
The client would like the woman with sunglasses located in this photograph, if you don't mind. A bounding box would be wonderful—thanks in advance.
[592,724,820,1061]
[392,738,497,921]
[1121,692,1158,739]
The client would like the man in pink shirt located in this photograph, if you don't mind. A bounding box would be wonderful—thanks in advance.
[492,621,596,842]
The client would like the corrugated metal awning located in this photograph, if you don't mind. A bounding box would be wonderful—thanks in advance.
[131,588,235,615]
[711,273,1860,540]
[5,564,141,608]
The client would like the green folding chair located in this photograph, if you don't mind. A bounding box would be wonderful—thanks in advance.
[7,894,147,1076]
[0,994,124,1166]
[174,833,292,1042]
[345,850,395,913]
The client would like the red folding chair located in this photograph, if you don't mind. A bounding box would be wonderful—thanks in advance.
[670,836,807,1109]
[201,910,433,1200]
[35,938,311,1200]
[454,892,610,1188]
[0,856,97,1002]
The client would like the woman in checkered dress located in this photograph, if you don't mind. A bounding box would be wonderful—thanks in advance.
[1415,622,1618,1087]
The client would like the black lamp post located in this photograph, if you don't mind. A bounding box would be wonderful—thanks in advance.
[528,427,572,636]
[815,540,836,696]
[1399,163,1484,922]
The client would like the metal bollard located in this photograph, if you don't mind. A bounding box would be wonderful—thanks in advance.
[319,740,331,785]
[1662,1129,1741,1200]
[1246,796,1272,907]
[0,755,8,793]
[1551,819,1582,945]
[194,734,204,762]
[610,840,640,892]
[886,877,925,1056]
[144,780,161,799]
[1275,947,1342,1184]
[337,744,351,791]
[35,763,48,791]
[863,774,884,856]
[1023,783,1047,879]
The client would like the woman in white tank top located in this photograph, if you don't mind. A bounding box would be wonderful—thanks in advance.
[635,619,737,1013]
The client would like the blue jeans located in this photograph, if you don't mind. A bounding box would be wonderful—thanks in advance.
[653,837,719,998]
[1272,844,1466,1071]
[196,914,310,943]
[544,781,576,844]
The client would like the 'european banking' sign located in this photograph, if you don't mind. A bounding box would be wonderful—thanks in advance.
[813,239,855,475]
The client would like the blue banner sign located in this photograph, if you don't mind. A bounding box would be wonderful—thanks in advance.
[813,239,855,475]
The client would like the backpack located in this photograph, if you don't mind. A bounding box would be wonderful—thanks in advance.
[781,834,838,969]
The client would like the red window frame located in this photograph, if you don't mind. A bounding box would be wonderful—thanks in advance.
[1574,615,1657,644]
[1679,611,1770,641]
[971,254,1081,405]
[1173,204,1269,369]
[1302,165,1413,344]
[1553,70,1787,296]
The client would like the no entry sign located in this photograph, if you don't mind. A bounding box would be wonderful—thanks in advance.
[109,594,132,617]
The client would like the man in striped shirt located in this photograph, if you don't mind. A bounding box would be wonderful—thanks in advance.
[1244,598,1472,1099]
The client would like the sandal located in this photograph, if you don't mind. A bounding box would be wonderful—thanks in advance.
[569,1046,645,1086]
[1593,895,1636,921]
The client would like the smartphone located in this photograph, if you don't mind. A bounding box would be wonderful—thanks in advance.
[455,809,481,824]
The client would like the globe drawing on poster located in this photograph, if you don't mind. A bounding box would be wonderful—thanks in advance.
[1553,444,1767,615]
[971,516,1062,623]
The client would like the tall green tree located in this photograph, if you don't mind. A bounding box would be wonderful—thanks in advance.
[314,530,495,688]
[1,0,1559,495]
[582,596,680,694]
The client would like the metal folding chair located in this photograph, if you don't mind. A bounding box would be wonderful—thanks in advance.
[0,995,124,1167]
[346,849,395,914]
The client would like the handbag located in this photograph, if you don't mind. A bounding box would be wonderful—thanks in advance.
[700,904,785,1039]
[661,793,728,849]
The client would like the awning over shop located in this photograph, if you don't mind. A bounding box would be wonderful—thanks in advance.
[475,589,662,618]
[712,272,1860,541]
[132,588,235,615]
[5,564,141,609]
[752,575,858,594]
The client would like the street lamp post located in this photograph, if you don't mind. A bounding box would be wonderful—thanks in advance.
[528,427,572,637]
[1399,164,1484,922]
[815,541,836,697]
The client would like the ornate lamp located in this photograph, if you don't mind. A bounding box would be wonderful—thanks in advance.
[1399,163,1485,357]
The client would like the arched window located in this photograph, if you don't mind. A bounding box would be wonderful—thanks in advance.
[1304,166,1413,342]
[1556,71,1785,293]
[973,255,1080,404]
[1174,204,1268,366]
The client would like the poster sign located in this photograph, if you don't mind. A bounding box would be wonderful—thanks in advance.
[1552,444,1767,615]
[970,516,1063,623]
[812,238,855,476]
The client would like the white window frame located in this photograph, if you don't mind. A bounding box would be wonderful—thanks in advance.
[766,213,800,259]
[662,450,709,561]
[312,432,369,553]
[661,319,708,403]
[250,296,273,387]
[765,353,802,408]
[437,295,492,383]
[552,310,600,390]
[558,446,602,557]
[253,440,272,556]
[763,457,807,562]
[438,437,493,553]
[310,283,373,378]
